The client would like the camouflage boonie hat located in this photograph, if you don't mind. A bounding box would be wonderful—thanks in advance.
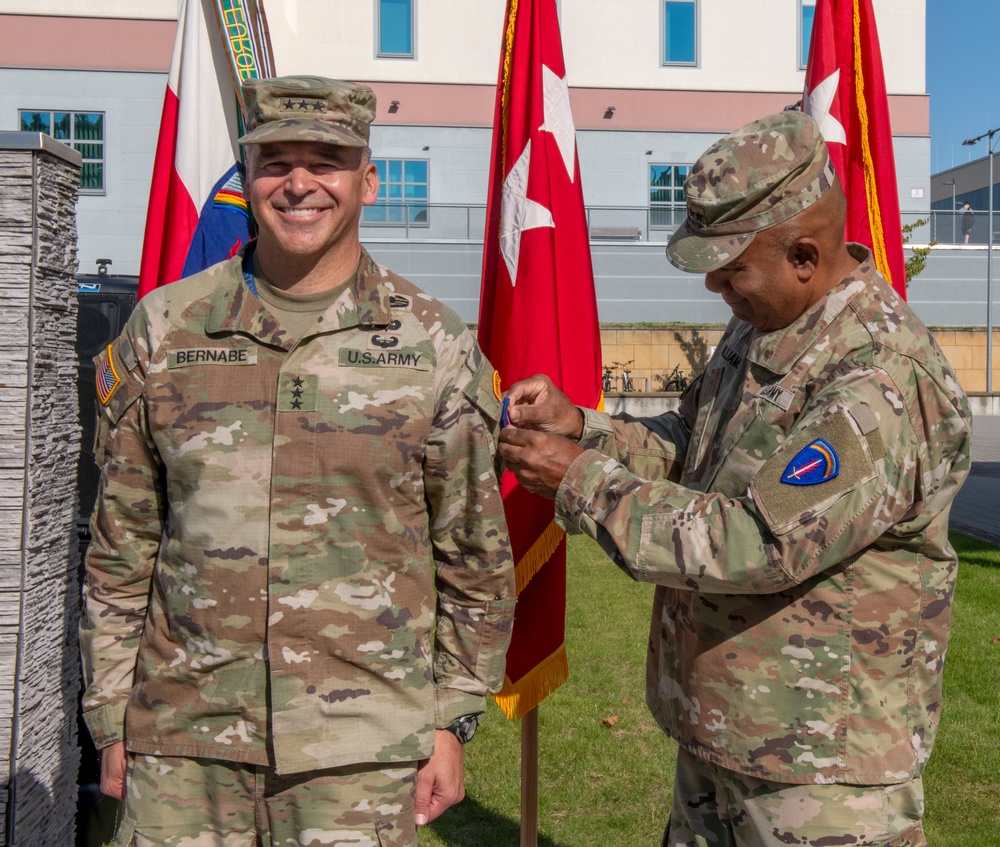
[666,110,837,273]
[239,76,376,147]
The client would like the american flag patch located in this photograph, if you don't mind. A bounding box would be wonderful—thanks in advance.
[96,344,121,405]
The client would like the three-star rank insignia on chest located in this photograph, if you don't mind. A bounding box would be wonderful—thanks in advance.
[780,438,840,486]
[279,374,318,413]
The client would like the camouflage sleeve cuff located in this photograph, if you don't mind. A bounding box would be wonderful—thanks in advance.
[578,408,617,453]
[82,702,128,750]
[434,691,486,728]
[555,448,617,536]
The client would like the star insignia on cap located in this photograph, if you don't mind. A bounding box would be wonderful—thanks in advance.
[308,102,324,112]
[280,98,296,110]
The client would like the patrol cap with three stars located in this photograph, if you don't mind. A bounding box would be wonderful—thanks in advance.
[665,110,838,274]
[239,76,376,148]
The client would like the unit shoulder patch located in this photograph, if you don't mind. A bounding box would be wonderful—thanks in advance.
[780,438,840,486]
[751,410,876,532]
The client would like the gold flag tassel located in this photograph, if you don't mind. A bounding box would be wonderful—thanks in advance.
[493,643,569,721]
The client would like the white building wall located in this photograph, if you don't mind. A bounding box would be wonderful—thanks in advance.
[0,67,166,275]
[262,0,924,95]
[0,0,928,277]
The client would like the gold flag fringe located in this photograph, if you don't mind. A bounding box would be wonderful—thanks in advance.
[514,520,565,595]
[493,643,569,720]
[852,0,892,288]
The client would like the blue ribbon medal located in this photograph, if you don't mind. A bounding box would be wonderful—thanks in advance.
[780,438,840,486]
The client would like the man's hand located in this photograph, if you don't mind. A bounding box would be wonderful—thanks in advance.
[414,729,465,826]
[499,427,584,499]
[504,375,583,439]
[100,740,127,801]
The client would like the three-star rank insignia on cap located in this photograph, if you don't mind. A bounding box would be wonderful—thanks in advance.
[780,438,840,486]
[96,344,121,405]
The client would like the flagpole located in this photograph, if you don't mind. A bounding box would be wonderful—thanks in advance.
[521,707,539,847]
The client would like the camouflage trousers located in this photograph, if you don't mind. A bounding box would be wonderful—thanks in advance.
[662,748,926,847]
[112,753,418,847]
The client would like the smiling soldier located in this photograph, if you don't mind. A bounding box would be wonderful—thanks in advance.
[80,76,515,847]
[498,111,970,847]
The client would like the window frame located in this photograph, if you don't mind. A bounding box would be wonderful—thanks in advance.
[362,157,430,226]
[375,0,416,60]
[648,162,690,230]
[799,0,817,70]
[18,109,106,195]
[660,0,699,68]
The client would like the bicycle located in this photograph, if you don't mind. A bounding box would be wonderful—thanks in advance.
[601,364,618,394]
[616,360,636,392]
[664,364,689,393]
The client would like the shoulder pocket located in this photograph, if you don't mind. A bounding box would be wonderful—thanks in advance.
[461,347,503,427]
[750,408,878,535]
[92,337,145,464]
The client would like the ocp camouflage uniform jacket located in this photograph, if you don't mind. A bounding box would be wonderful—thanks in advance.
[80,247,516,775]
[557,246,971,785]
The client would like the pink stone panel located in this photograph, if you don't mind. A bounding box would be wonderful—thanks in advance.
[364,81,928,137]
[1,15,175,73]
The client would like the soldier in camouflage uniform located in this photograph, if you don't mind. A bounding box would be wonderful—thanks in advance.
[498,111,970,846]
[80,76,516,847]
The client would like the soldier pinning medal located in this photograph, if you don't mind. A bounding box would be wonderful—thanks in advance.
[499,110,970,847]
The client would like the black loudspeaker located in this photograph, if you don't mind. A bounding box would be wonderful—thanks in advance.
[75,276,138,530]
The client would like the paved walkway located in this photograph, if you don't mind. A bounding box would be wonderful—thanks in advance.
[951,416,1000,546]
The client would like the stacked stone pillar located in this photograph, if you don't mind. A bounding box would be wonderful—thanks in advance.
[0,132,82,846]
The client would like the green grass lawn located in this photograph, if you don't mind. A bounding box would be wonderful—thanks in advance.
[423,533,1000,846]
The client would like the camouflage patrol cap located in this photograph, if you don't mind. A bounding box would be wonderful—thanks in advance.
[666,110,837,273]
[239,76,376,147]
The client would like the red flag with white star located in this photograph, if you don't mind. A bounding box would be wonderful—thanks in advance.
[803,0,907,298]
[478,0,602,719]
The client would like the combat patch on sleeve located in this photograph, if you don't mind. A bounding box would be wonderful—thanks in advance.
[751,410,876,532]
[96,344,121,405]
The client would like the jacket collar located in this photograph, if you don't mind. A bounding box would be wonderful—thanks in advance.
[205,244,394,347]
[746,243,878,375]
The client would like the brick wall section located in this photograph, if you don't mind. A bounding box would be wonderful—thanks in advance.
[600,325,1000,394]
[0,146,81,846]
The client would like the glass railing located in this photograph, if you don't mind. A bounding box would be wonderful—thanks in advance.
[358,204,987,246]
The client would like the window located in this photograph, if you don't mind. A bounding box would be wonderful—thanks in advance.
[649,164,689,228]
[800,0,817,68]
[19,110,105,193]
[661,0,697,66]
[363,158,428,224]
[377,0,414,58]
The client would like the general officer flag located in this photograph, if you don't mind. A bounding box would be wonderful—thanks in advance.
[478,0,603,720]
[803,0,907,298]
[138,0,272,298]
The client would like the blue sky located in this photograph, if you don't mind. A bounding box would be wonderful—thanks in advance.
[926,0,1000,174]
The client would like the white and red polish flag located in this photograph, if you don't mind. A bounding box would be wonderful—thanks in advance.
[138,0,271,298]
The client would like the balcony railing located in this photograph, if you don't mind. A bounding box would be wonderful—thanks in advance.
[357,203,976,246]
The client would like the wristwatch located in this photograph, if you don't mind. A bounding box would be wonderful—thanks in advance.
[443,714,480,744]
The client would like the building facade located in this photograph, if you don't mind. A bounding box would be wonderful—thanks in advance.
[0,0,931,322]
